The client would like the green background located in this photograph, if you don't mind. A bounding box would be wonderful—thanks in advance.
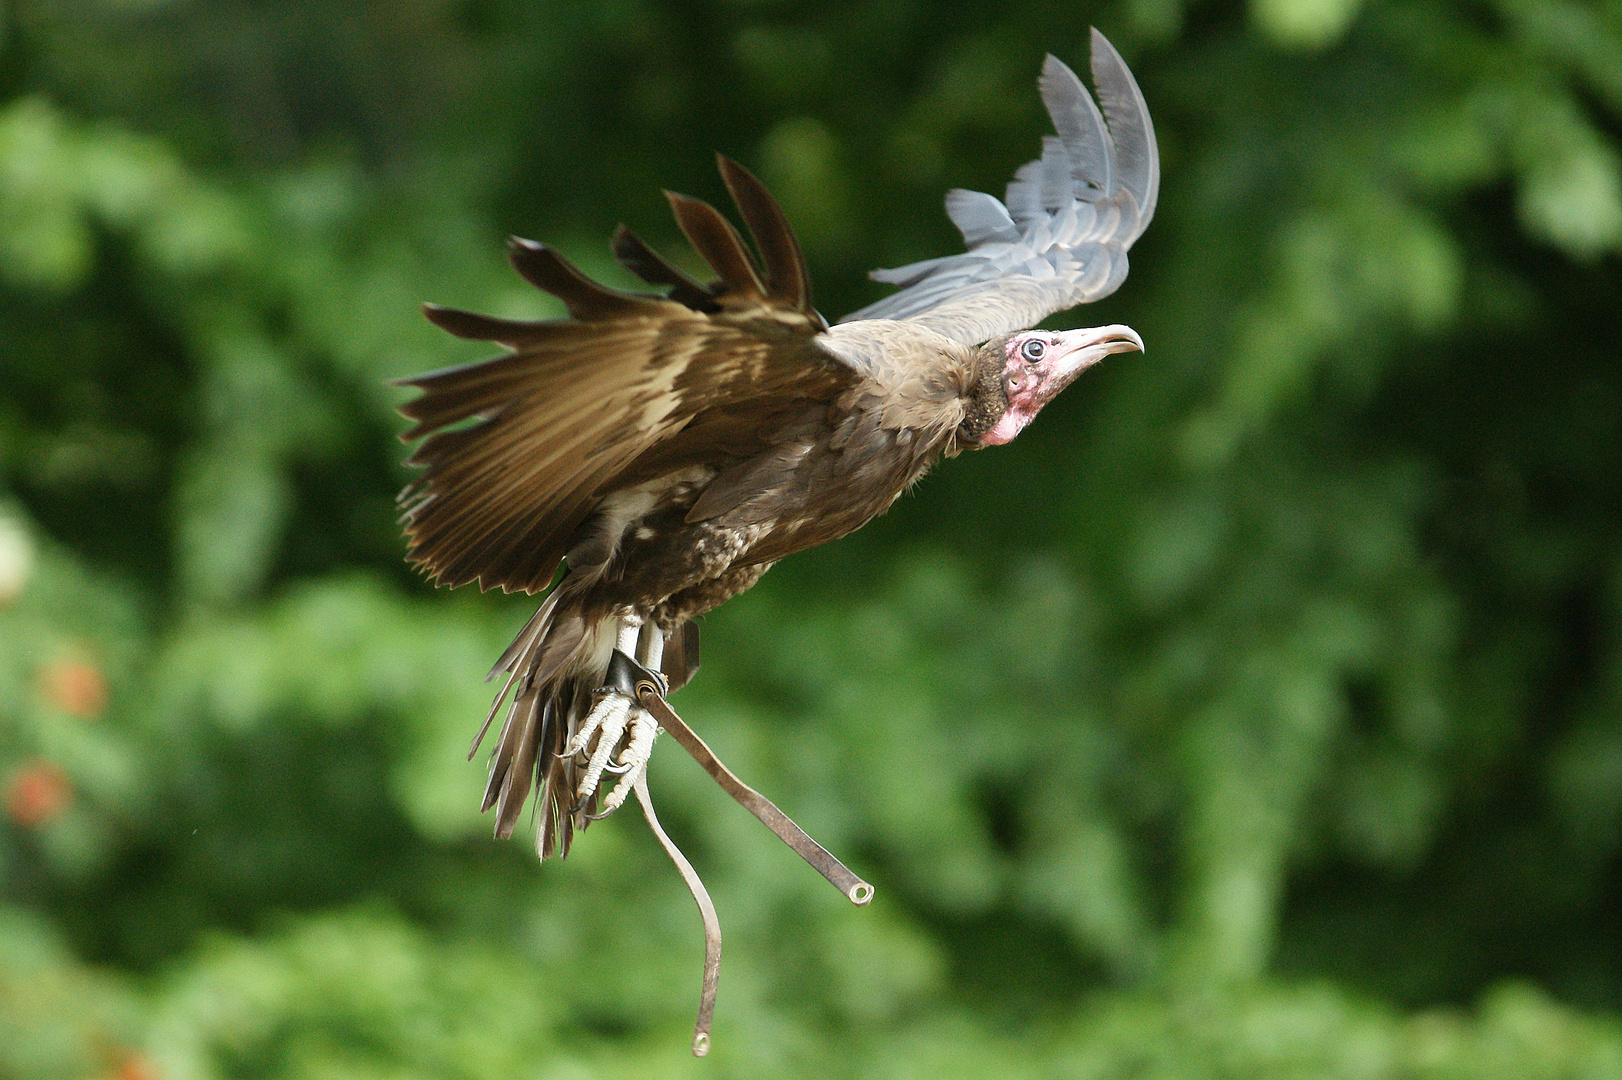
[2,0,1621,1076]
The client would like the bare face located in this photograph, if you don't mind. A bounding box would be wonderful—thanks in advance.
[978,325,1145,446]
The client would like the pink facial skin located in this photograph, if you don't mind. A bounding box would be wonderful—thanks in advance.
[978,324,1145,446]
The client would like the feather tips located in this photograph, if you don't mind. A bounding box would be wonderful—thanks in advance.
[665,190,767,300]
[1089,26,1159,228]
[419,304,557,348]
[945,189,1022,248]
[611,226,720,311]
[716,155,815,316]
[507,238,657,320]
[1039,53,1112,199]
[610,162,821,326]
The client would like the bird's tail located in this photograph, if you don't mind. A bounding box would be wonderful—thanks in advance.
[471,591,699,859]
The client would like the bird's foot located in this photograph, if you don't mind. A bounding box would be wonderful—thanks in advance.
[562,649,665,817]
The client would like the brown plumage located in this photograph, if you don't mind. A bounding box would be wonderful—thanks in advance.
[396,31,1157,857]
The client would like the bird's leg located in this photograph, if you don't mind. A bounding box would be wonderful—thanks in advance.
[566,619,666,816]
[559,620,640,764]
[597,624,664,814]
[561,619,641,810]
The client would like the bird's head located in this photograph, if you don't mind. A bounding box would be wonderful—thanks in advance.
[966,325,1144,446]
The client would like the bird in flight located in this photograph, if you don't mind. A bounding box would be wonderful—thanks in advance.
[396,29,1158,860]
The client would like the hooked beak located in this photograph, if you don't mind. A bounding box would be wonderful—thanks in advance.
[1040,324,1144,401]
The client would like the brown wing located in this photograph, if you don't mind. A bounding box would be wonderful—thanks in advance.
[395,157,849,594]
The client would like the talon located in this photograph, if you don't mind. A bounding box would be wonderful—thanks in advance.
[560,699,609,759]
[600,708,660,814]
[561,689,628,775]
[564,629,672,819]
[576,696,632,801]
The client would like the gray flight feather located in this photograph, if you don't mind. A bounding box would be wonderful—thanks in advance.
[944,189,1022,247]
[1039,54,1112,200]
[843,28,1158,345]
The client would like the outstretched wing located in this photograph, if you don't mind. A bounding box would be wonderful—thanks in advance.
[842,28,1158,345]
[395,157,849,595]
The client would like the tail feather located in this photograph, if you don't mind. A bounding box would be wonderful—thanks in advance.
[475,584,605,858]
[492,689,543,836]
[486,593,558,682]
[477,588,699,859]
[534,699,573,859]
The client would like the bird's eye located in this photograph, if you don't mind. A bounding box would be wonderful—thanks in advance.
[1020,338,1046,362]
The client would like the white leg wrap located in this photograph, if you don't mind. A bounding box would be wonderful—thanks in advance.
[599,624,666,814]
[567,619,670,815]
[601,713,658,813]
[574,695,632,800]
[637,623,666,671]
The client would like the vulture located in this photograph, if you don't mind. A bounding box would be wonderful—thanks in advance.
[396,29,1158,860]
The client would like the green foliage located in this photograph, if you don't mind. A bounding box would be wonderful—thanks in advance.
[2,0,1621,1076]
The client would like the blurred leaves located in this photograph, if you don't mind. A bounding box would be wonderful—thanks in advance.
[1251,0,1368,48]
[147,908,562,1080]
[1,0,1621,1076]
